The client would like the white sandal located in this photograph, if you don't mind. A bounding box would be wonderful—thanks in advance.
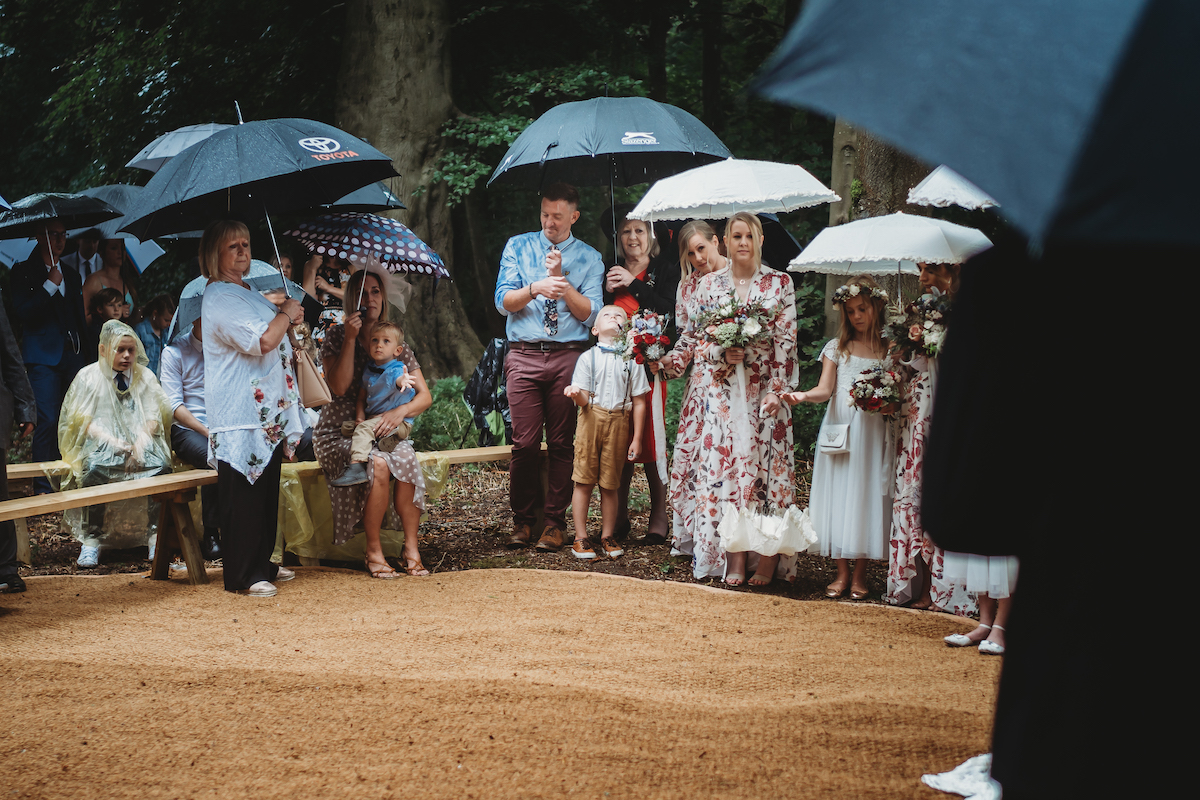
[944,623,990,647]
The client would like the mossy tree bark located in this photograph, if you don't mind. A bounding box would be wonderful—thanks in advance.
[336,0,483,379]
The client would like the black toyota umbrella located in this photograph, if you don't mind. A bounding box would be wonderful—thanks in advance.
[119,118,399,240]
[753,0,1198,247]
[487,97,731,190]
[0,192,122,240]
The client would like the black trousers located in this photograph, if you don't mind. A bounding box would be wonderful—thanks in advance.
[0,451,17,578]
[171,425,219,532]
[217,443,284,592]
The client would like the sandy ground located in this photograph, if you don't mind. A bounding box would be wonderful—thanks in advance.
[2,568,997,799]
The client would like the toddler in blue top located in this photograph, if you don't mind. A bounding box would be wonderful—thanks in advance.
[329,321,417,487]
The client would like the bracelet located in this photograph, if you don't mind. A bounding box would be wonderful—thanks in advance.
[529,284,535,299]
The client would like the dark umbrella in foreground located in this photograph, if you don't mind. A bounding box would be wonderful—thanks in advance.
[488,97,731,190]
[752,0,1199,246]
[119,118,399,241]
[0,192,122,240]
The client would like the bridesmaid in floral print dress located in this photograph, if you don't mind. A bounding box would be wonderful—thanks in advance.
[887,262,975,614]
[663,213,798,585]
[654,220,727,559]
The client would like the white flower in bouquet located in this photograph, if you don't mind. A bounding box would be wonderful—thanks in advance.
[742,318,763,338]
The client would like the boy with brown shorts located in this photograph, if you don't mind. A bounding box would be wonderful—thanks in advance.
[563,306,649,559]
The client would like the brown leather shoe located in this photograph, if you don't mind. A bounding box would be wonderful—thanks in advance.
[507,523,532,549]
[535,525,565,552]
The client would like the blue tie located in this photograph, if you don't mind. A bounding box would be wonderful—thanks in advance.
[115,373,128,392]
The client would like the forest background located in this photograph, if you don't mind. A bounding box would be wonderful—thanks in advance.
[0,0,842,455]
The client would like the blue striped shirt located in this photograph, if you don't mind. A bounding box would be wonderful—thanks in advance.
[494,231,604,343]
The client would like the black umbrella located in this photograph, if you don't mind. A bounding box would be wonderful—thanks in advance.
[327,181,406,212]
[752,0,1199,247]
[119,118,399,240]
[0,192,122,240]
[487,97,730,190]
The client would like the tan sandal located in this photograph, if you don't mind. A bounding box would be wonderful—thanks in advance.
[404,557,430,577]
[364,558,399,579]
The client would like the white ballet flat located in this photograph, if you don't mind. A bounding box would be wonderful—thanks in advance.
[978,625,1005,655]
[944,623,990,647]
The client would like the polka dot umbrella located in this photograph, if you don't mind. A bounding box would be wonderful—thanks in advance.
[282,212,450,279]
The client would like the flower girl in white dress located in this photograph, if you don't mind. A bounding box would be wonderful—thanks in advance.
[783,277,892,600]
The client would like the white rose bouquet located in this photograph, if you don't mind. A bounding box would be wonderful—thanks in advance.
[692,290,774,350]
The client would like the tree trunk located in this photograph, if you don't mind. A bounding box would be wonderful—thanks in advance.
[855,131,928,308]
[647,6,670,102]
[335,0,483,379]
[824,117,859,337]
[700,0,723,136]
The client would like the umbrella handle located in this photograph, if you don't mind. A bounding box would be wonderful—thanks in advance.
[261,205,290,298]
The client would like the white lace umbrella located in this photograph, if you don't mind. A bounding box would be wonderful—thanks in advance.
[788,212,992,275]
[907,165,999,210]
[628,158,839,223]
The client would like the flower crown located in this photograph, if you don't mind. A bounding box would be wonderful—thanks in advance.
[832,283,889,305]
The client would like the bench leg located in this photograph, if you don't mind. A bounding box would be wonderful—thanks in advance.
[169,502,209,586]
[15,518,31,566]
[150,501,173,580]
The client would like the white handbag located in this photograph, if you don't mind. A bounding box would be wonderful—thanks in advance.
[818,423,850,455]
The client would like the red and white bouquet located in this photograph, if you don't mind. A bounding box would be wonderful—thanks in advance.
[848,364,903,414]
[614,309,670,365]
[886,290,951,361]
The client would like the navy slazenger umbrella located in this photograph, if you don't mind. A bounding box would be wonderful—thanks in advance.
[0,193,122,240]
[753,0,1199,247]
[487,97,731,190]
[119,118,399,240]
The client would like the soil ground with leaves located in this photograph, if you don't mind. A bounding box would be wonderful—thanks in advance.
[16,461,899,605]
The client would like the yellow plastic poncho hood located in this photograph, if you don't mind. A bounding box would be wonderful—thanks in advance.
[58,320,174,547]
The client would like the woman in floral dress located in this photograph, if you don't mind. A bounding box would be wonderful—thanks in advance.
[655,220,727,558]
[313,264,432,579]
[200,221,307,597]
[666,213,798,585]
[888,262,974,614]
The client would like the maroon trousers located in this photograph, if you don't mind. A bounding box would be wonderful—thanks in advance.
[505,348,580,531]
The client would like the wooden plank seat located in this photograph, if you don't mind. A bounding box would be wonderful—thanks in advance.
[0,469,217,586]
[2,442,544,580]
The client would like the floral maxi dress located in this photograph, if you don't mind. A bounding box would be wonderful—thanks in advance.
[670,266,798,579]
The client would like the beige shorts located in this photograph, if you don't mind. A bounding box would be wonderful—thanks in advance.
[347,415,413,463]
[571,404,630,490]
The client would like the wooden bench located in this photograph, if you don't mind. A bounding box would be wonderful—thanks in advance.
[0,469,217,585]
[3,442,545,578]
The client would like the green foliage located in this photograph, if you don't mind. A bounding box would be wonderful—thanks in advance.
[431,68,645,208]
[409,376,474,452]
[792,276,829,458]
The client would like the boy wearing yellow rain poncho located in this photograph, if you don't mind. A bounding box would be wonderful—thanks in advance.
[58,320,173,567]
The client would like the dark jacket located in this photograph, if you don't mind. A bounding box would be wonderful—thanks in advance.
[9,253,88,368]
[0,292,36,451]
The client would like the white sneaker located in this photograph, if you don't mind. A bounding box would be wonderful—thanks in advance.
[275,566,295,582]
[77,545,100,568]
[242,581,278,597]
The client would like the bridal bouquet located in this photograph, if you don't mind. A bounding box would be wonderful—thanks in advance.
[692,291,773,349]
[614,309,669,365]
[848,364,903,414]
[886,291,951,361]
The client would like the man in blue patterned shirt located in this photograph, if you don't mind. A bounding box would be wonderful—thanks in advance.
[494,183,604,551]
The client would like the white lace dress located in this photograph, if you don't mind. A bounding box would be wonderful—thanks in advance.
[808,339,892,561]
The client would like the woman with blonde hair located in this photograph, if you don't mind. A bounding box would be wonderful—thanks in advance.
[652,219,728,553]
[784,275,891,599]
[200,220,307,597]
[666,212,798,586]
